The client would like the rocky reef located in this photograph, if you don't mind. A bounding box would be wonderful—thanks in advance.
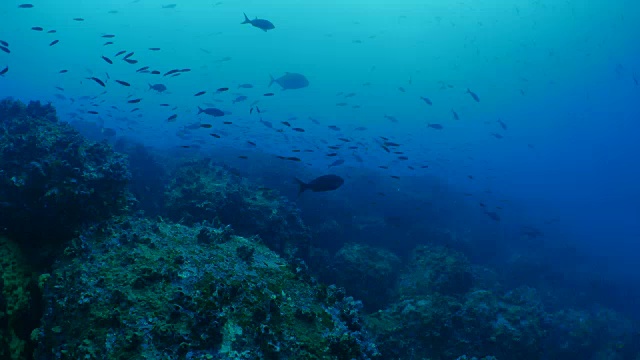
[34,217,378,359]
[0,99,130,252]
[164,159,311,259]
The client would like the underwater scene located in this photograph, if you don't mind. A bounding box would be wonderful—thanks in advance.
[1,0,640,359]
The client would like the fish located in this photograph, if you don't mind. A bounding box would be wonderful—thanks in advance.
[0,66,8,76]
[123,52,134,59]
[263,93,275,97]
[269,72,309,90]
[87,110,99,115]
[427,123,443,130]
[485,211,500,222]
[210,134,221,138]
[398,87,406,92]
[87,77,106,87]
[328,125,340,131]
[0,46,9,54]
[491,133,503,139]
[18,4,34,8]
[128,98,142,104]
[151,71,160,75]
[633,73,638,86]
[292,128,305,132]
[136,66,149,73]
[216,87,229,92]
[398,156,409,160]
[0,40,8,47]
[48,30,56,33]
[466,88,480,102]
[103,41,114,46]
[194,91,206,97]
[232,95,247,103]
[102,34,115,38]
[164,69,180,76]
[295,174,344,194]
[59,69,68,73]
[73,18,85,21]
[115,50,126,57]
[420,96,432,105]
[149,83,167,92]
[328,159,344,167]
[238,83,253,88]
[149,47,161,51]
[197,106,225,117]
[49,40,59,46]
[223,121,232,125]
[247,141,257,146]
[114,80,129,86]
[451,109,459,120]
[241,13,275,32]
[238,156,248,160]
[101,56,113,64]
[200,124,213,128]
[167,114,178,122]
[281,121,291,127]
[497,119,507,130]
[124,59,138,64]
[31,26,44,31]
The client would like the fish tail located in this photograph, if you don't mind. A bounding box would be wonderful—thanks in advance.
[294,178,307,195]
[268,74,275,87]
[241,13,251,24]
[197,106,204,114]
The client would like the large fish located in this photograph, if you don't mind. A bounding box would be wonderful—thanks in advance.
[241,13,275,31]
[269,72,309,90]
[295,174,344,195]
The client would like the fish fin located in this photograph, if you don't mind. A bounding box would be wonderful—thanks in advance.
[294,178,307,195]
[241,13,251,24]
[268,75,275,87]
[197,106,203,114]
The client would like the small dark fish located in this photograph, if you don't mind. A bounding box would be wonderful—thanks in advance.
[491,133,503,139]
[87,77,106,87]
[167,114,178,122]
[281,121,291,127]
[200,124,213,128]
[115,50,126,57]
[55,86,64,91]
[128,98,142,104]
[238,156,248,160]
[398,87,406,92]
[103,41,114,46]
[59,69,68,73]
[194,91,206,97]
[292,127,305,132]
[286,157,301,162]
[247,141,256,146]
[0,40,8,47]
[485,211,500,222]
[420,96,432,105]
[164,69,180,76]
[451,109,459,120]
[160,103,170,107]
[384,114,398,123]
[115,80,130,86]
[428,123,443,130]
[210,133,221,138]
[241,13,275,32]
[102,34,115,38]
[263,92,275,97]
[149,47,161,51]
[18,4,35,8]
[328,125,340,131]
[87,110,99,115]
[398,156,409,160]
[123,52,134,59]
[238,83,253,88]
[49,40,59,46]
[466,88,480,102]
[136,66,149,73]
[48,30,56,33]
[101,55,113,64]
[326,153,338,157]
[390,176,400,179]
[31,26,44,31]
[124,58,138,64]
[0,66,8,76]
[149,83,167,92]
[328,159,344,168]
[73,18,85,21]
[198,106,225,117]
[130,108,140,113]
[216,87,229,92]
[497,119,507,130]
[0,46,9,54]
[223,121,232,125]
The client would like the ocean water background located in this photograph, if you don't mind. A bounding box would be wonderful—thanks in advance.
[1,0,639,321]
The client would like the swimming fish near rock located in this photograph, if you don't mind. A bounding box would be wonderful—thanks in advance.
[149,83,167,92]
[295,174,344,195]
[269,72,309,90]
[241,13,275,31]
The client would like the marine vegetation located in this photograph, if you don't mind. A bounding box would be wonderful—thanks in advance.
[0,99,131,253]
[34,217,379,359]
[164,158,311,259]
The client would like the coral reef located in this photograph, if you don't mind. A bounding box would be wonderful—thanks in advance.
[164,158,311,259]
[0,99,131,253]
[34,217,378,359]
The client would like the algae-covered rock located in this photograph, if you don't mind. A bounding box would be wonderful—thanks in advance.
[34,217,378,359]
[0,98,130,250]
[332,243,401,312]
[164,158,310,258]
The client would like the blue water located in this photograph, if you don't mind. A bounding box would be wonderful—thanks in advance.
[2,0,640,324]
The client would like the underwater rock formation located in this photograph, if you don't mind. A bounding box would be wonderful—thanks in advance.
[164,158,311,258]
[34,217,379,359]
[0,98,131,252]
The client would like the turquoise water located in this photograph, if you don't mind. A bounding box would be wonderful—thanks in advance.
[2,0,640,306]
